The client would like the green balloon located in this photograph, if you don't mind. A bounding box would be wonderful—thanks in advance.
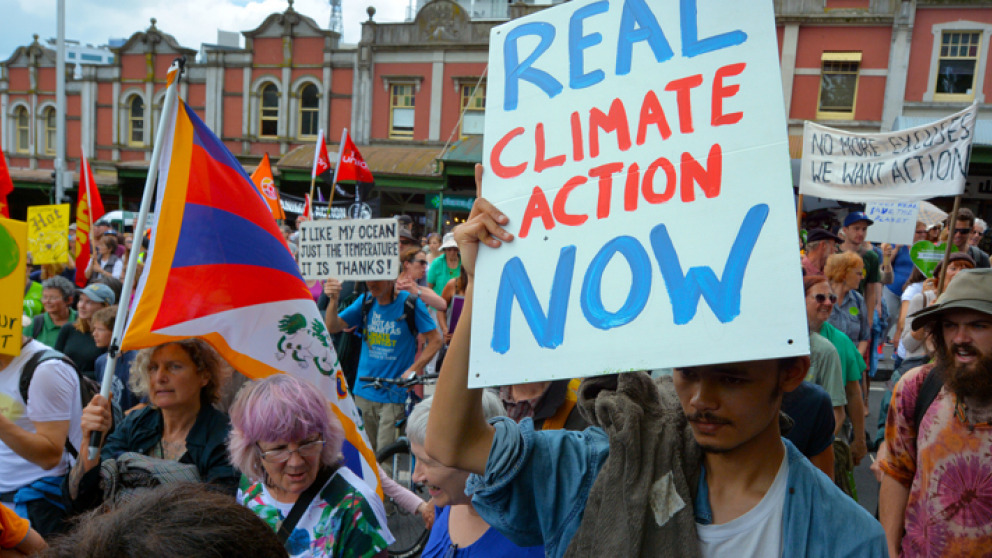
[0,223,19,279]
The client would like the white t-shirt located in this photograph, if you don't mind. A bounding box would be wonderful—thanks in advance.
[87,255,123,279]
[896,282,924,359]
[696,453,789,558]
[0,340,83,492]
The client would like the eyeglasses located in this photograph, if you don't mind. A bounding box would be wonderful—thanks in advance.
[915,230,927,235]
[414,259,428,265]
[954,228,972,235]
[256,439,324,463]
[813,293,838,304]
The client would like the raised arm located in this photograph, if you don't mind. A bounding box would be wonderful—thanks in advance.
[323,279,350,334]
[425,167,513,475]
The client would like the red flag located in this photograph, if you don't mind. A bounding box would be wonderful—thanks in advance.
[302,193,312,220]
[336,132,374,183]
[75,155,105,286]
[251,153,285,220]
[312,129,331,179]
[0,138,14,218]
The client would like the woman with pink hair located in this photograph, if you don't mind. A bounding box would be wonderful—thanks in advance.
[228,374,390,558]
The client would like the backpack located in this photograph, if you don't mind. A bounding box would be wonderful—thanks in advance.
[913,365,944,434]
[19,349,107,459]
[31,314,45,339]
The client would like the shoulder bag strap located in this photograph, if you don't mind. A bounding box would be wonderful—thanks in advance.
[277,466,335,544]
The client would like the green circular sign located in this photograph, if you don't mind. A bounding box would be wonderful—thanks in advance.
[0,223,19,279]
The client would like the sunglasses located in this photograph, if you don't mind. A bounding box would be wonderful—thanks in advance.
[813,293,838,304]
[954,228,972,235]
[915,229,927,235]
[413,259,428,265]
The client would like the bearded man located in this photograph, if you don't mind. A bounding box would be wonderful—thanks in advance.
[879,268,992,557]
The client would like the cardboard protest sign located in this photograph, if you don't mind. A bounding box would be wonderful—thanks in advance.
[298,218,399,281]
[864,202,920,245]
[471,0,809,387]
[26,204,70,264]
[799,104,976,202]
[0,217,27,356]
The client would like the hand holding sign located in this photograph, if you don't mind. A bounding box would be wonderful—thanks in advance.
[453,192,513,280]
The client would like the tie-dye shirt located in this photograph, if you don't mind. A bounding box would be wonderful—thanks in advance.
[880,364,992,557]
[238,468,388,558]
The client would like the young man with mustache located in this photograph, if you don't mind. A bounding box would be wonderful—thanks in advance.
[424,175,885,558]
[879,268,992,557]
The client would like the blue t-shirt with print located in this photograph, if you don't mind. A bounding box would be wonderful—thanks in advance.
[340,290,437,404]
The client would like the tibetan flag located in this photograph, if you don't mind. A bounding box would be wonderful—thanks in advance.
[120,82,384,503]
[250,153,285,221]
[75,155,105,287]
[312,129,331,179]
[336,132,374,183]
[0,139,13,218]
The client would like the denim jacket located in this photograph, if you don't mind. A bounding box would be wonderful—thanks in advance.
[466,417,887,558]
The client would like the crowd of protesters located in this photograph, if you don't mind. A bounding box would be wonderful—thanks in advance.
[3,168,992,557]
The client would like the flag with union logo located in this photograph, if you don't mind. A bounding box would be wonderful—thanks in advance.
[75,155,106,286]
[250,153,285,221]
[120,68,383,504]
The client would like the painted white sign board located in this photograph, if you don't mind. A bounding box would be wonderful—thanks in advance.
[864,202,920,246]
[470,0,809,387]
[799,104,976,203]
[298,218,399,281]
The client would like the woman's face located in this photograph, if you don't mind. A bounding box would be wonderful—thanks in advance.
[429,236,441,252]
[844,262,864,290]
[405,254,428,280]
[124,236,134,251]
[98,240,111,256]
[805,282,835,326]
[77,294,105,320]
[257,435,324,504]
[411,441,470,507]
[146,344,208,411]
[943,261,973,290]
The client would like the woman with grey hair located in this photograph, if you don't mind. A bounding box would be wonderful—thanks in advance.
[408,392,545,558]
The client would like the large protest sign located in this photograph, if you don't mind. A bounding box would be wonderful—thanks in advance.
[470,0,809,387]
[26,204,70,264]
[864,202,919,245]
[799,104,976,202]
[298,218,399,281]
[0,217,27,356]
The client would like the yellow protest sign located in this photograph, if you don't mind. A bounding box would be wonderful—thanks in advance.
[0,217,27,357]
[26,204,70,265]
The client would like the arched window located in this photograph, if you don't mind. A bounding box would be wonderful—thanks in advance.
[128,95,145,146]
[298,84,319,138]
[44,107,57,155]
[260,84,279,138]
[15,106,30,153]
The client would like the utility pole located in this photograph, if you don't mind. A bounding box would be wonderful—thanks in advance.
[55,0,67,203]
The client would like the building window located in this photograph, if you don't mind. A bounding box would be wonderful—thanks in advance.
[298,84,319,139]
[935,31,982,100]
[44,108,56,155]
[390,84,415,139]
[15,107,30,153]
[816,53,861,120]
[127,95,144,146]
[260,84,279,138]
[460,83,485,137]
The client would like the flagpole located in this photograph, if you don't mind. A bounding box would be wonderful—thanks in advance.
[328,128,347,215]
[936,102,976,294]
[89,57,186,460]
[308,129,324,216]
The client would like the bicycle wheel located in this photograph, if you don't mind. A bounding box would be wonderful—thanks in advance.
[377,439,430,558]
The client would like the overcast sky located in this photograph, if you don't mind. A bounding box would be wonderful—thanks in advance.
[2,0,411,61]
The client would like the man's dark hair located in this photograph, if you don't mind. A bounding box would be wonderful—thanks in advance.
[956,207,976,228]
[38,483,288,558]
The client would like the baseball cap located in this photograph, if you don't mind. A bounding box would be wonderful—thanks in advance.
[910,268,992,330]
[398,227,416,243]
[843,212,874,228]
[807,229,842,244]
[77,283,116,305]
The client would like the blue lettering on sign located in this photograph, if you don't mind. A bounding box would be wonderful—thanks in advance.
[617,0,674,75]
[503,0,748,110]
[570,1,609,89]
[580,236,652,329]
[650,203,768,324]
[490,204,768,353]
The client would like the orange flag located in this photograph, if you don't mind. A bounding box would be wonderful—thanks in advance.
[250,153,285,220]
[75,155,105,286]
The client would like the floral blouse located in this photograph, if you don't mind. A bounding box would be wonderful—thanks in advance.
[238,469,388,558]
